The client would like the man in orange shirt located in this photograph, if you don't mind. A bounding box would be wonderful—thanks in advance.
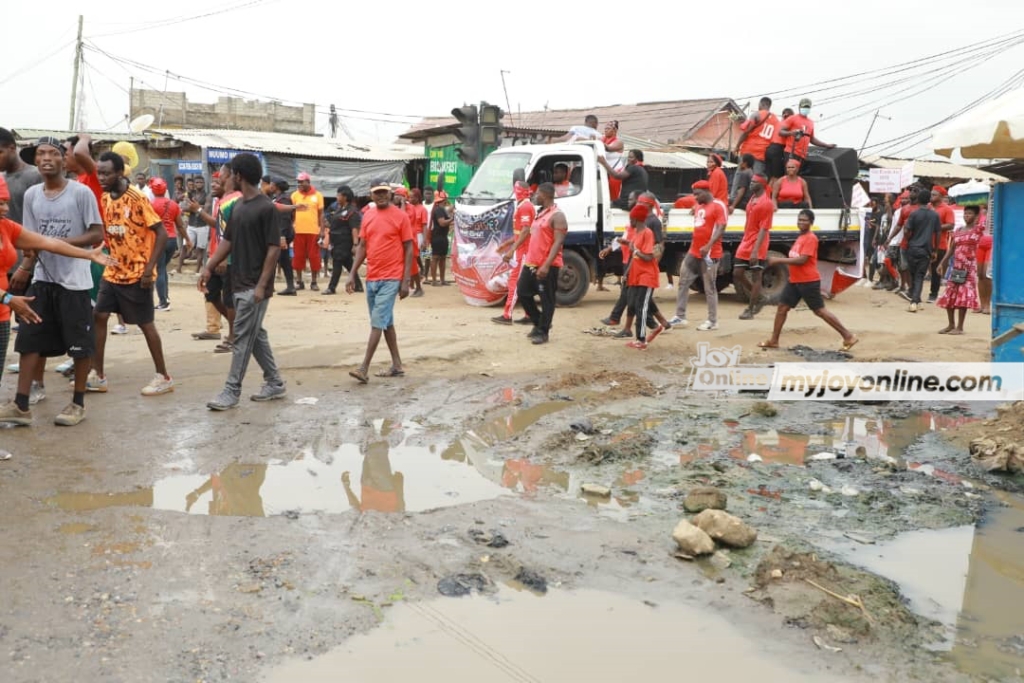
[517,183,567,345]
[733,175,775,320]
[494,181,536,325]
[928,185,955,303]
[672,180,726,331]
[290,172,324,291]
[735,97,779,177]
[347,179,413,383]
[624,203,664,349]
[92,152,174,397]
[779,98,835,167]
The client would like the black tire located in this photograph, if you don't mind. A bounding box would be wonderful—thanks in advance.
[688,268,733,294]
[759,250,789,305]
[556,249,590,307]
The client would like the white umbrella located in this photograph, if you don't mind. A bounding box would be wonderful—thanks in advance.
[932,87,1024,159]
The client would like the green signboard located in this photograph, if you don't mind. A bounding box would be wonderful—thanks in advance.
[426,144,475,198]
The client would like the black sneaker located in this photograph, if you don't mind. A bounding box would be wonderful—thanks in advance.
[310,282,319,291]
[296,281,305,290]
[321,289,336,295]
[927,296,937,304]
[898,290,912,301]
[739,308,754,320]
[155,302,171,312]
[491,315,513,325]
[278,289,297,296]
[531,333,549,345]
[514,317,533,325]
[600,317,619,326]
[527,327,542,338]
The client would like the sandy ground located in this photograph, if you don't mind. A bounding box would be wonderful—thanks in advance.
[0,271,1010,683]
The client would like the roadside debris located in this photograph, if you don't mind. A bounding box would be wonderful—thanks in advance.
[437,573,494,597]
[513,568,548,594]
[970,437,1024,473]
[683,486,728,513]
[672,519,715,556]
[693,510,758,549]
[581,484,612,498]
[813,635,843,653]
[468,529,510,548]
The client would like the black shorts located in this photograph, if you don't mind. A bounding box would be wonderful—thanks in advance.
[95,280,155,325]
[431,238,450,258]
[765,143,786,179]
[780,280,825,311]
[205,271,235,309]
[14,281,95,359]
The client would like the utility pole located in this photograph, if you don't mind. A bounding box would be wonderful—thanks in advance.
[68,15,84,130]
[500,70,513,126]
[859,110,891,157]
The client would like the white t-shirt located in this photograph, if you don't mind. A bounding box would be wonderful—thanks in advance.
[566,125,601,142]
[887,207,904,247]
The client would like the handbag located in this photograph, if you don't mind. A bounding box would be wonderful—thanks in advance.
[950,268,967,285]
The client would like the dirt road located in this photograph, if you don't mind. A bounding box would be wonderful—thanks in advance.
[0,275,1016,683]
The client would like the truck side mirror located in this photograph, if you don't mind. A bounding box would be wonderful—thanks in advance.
[512,168,526,183]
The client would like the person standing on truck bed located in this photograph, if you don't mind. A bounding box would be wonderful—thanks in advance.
[734,175,775,321]
[706,154,729,204]
[773,160,812,209]
[736,97,778,177]
[601,120,625,201]
[758,209,858,352]
[779,98,835,168]
[729,154,755,214]
[555,114,602,143]
[516,183,567,346]
[766,108,793,182]
[601,150,648,209]
[671,180,726,331]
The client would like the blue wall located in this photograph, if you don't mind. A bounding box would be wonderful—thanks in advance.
[992,182,1024,362]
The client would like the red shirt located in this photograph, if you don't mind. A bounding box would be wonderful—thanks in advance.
[362,205,413,282]
[736,193,774,260]
[689,200,726,259]
[708,167,729,204]
[78,172,103,213]
[788,231,819,283]
[627,227,659,289]
[782,114,815,159]
[514,200,536,258]
[899,204,920,249]
[739,112,780,159]
[405,203,428,235]
[620,224,635,264]
[0,219,23,323]
[934,203,955,250]
[525,204,564,268]
[151,196,181,239]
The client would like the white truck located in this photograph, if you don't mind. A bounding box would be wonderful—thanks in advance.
[454,141,863,307]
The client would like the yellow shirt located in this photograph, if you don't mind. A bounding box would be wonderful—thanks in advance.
[290,189,324,235]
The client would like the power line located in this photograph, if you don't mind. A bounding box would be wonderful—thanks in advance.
[87,0,279,38]
[0,39,76,86]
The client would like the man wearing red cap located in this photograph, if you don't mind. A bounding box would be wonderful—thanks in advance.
[426,190,453,286]
[733,175,775,320]
[494,181,536,325]
[706,155,729,204]
[290,172,324,291]
[672,181,726,330]
[623,203,664,349]
[928,185,955,303]
[150,177,184,311]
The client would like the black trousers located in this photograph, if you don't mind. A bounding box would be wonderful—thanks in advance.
[278,246,294,290]
[929,248,947,298]
[906,247,931,304]
[517,265,559,334]
[328,251,361,292]
[611,277,629,322]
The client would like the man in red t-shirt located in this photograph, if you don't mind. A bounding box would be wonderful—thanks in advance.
[735,97,779,177]
[672,180,725,330]
[760,208,857,351]
[494,181,536,325]
[733,175,775,320]
[779,98,835,166]
[624,203,664,349]
[517,183,567,345]
[150,177,184,310]
[346,179,413,384]
[928,186,956,302]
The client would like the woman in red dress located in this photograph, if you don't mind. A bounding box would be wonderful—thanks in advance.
[936,205,983,335]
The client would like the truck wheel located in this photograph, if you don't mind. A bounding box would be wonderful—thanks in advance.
[556,250,590,307]
[688,271,733,294]
[759,250,790,304]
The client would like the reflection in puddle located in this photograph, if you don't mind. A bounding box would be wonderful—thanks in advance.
[443,400,575,456]
[46,422,509,517]
[818,495,1024,679]
[262,588,848,682]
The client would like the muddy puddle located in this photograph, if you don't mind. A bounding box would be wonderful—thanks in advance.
[261,588,853,683]
[816,493,1024,679]
[46,421,510,517]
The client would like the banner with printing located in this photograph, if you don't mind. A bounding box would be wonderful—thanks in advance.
[452,201,515,306]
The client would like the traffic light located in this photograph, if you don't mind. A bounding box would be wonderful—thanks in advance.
[480,102,505,147]
[452,104,479,165]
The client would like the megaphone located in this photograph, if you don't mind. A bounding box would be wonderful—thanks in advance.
[111,141,140,176]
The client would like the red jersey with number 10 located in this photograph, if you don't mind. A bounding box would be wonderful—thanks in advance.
[739,112,780,159]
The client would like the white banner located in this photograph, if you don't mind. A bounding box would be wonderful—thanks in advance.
[868,168,901,193]
[899,161,916,190]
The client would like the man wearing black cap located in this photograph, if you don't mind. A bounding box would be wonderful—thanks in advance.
[0,138,104,427]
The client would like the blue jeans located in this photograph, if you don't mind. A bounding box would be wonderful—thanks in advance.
[366,280,400,330]
[156,237,177,306]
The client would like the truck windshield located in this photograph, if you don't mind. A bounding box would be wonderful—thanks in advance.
[462,152,531,200]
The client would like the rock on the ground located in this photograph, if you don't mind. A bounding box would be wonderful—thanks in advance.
[970,437,1024,473]
[692,510,758,549]
[683,486,728,513]
[581,484,611,497]
[672,519,715,556]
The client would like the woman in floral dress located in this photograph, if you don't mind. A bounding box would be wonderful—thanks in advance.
[936,205,983,335]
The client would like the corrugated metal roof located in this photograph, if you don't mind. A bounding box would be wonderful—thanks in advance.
[862,155,1007,182]
[152,128,425,162]
[402,98,741,145]
[12,128,152,143]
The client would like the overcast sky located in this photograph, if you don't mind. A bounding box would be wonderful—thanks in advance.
[2,0,1023,159]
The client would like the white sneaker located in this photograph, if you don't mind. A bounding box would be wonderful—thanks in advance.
[111,324,129,335]
[85,369,108,393]
[697,320,719,331]
[141,374,174,396]
[29,381,46,405]
[669,317,687,326]
[54,359,74,374]
[663,283,674,290]
[6,363,18,375]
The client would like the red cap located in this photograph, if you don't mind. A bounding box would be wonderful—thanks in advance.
[0,175,9,202]
[692,180,711,191]
[933,185,948,196]
[674,195,696,209]
[752,174,770,190]
[150,178,167,196]
[629,204,649,222]
[435,190,448,201]
[212,171,221,179]
[394,187,409,197]
[297,172,311,182]
[710,153,723,166]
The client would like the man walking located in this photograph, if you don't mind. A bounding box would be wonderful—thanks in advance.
[150,177,184,311]
[903,189,941,313]
[0,137,103,426]
[200,153,286,410]
[733,175,775,319]
[347,179,413,383]
[324,185,362,295]
[928,186,955,303]
[290,172,324,291]
[671,180,726,331]
[178,175,208,274]
[517,183,567,345]
[90,152,174,396]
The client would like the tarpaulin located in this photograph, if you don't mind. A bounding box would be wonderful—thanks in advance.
[263,154,405,196]
[452,201,515,306]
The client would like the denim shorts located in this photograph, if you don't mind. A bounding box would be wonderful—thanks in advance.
[366,279,400,330]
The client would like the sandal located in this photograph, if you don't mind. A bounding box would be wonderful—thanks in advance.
[214,342,235,354]
[375,367,405,378]
[757,340,779,349]
[348,369,369,384]
[840,337,860,352]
